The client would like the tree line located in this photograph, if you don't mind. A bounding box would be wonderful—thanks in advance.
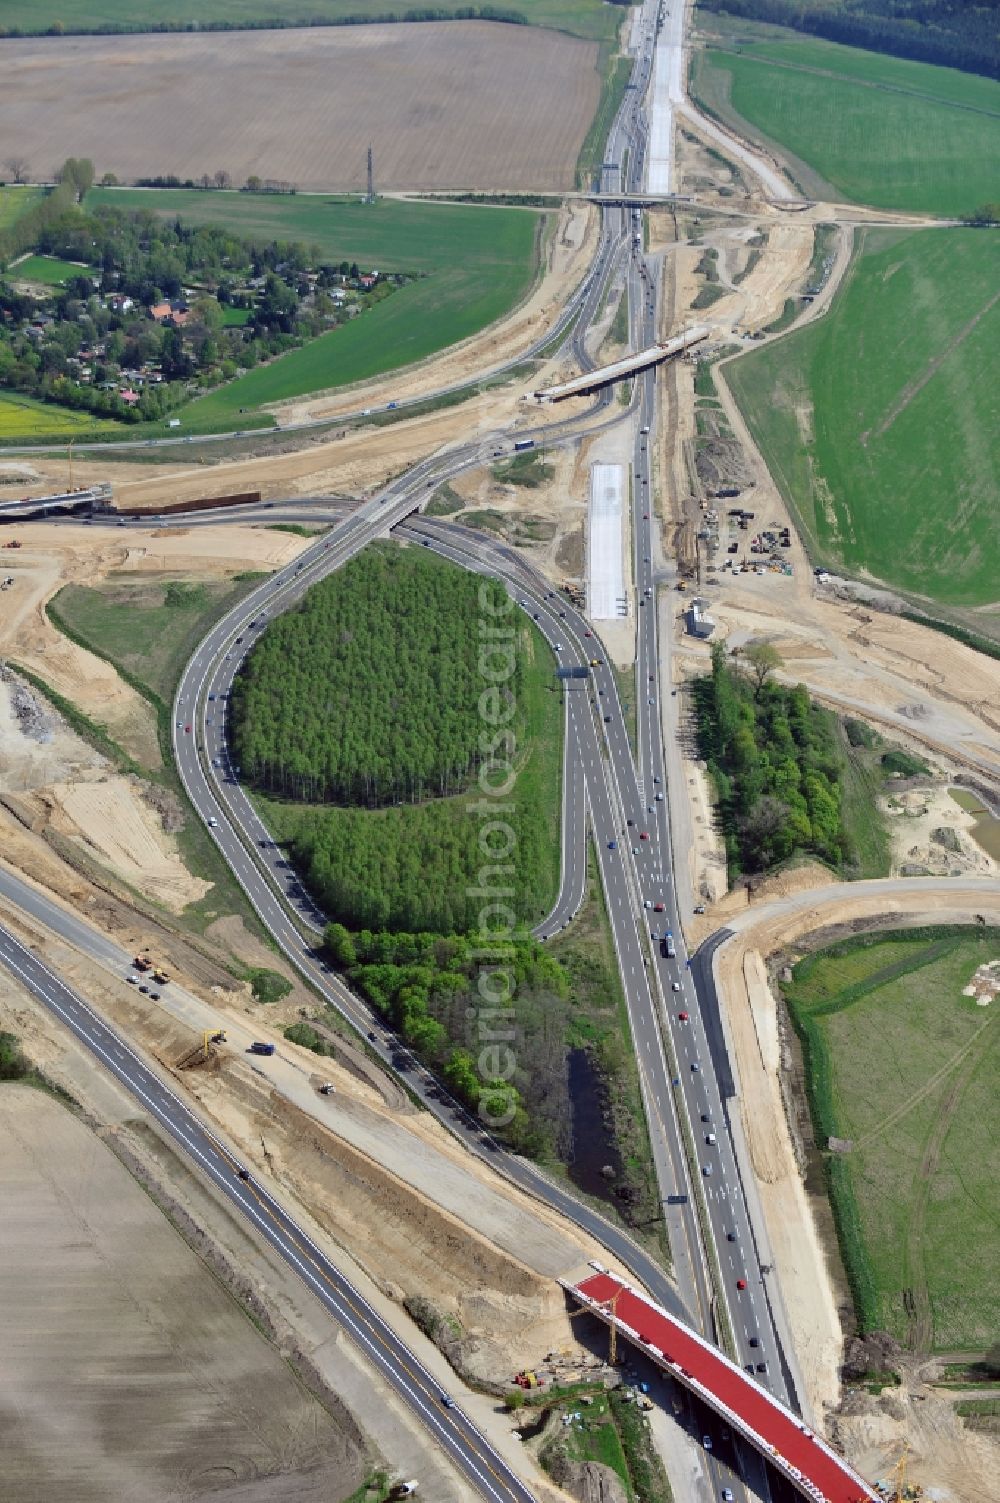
[324,924,573,1156]
[1,8,528,39]
[693,640,849,877]
[233,546,522,807]
[698,0,998,81]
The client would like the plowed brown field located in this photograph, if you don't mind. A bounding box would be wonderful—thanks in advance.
[0,22,599,192]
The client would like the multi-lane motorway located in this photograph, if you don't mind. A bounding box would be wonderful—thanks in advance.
[0,6,808,1501]
[0,919,537,1503]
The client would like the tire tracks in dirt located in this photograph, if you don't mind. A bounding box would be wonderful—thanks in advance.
[901,1019,995,1351]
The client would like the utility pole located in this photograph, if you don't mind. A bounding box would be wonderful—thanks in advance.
[366,144,375,205]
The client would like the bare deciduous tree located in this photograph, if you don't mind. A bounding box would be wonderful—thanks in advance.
[5,156,30,185]
[743,639,782,699]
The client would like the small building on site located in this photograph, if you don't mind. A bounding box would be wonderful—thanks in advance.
[686,598,715,639]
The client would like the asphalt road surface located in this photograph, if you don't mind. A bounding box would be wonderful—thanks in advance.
[0,7,817,1499]
[0,919,539,1503]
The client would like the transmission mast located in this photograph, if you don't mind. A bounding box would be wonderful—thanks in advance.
[366,144,375,205]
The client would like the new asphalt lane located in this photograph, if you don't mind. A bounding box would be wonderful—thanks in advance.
[0,9,789,1498]
[0,919,537,1503]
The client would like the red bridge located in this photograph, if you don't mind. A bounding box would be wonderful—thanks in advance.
[563,1266,879,1503]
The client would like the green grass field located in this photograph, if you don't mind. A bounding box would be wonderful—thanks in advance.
[691,26,1000,215]
[46,572,271,932]
[86,191,542,421]
[50,577,258,710]
[0,0,618,44]
[88,188,539,275]
[11,254,91,285]
[726,226,1000,608]
[0,186,43,231]
[0,392,119,437]
[784,927,1000,1352]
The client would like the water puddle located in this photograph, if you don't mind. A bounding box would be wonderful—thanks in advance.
[567,1046,621,1201]
[949,787,1000,862]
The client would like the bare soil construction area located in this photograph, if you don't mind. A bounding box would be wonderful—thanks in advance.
[0,522,305,762]
[0,23,599,192]
[0,1084,366,1503]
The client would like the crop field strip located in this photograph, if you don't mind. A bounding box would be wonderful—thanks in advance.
[0,391,119,436]
[690,26,1000,215]
[0,24,599,195]
[726,226,1000,608]
[784,928,1000,1351]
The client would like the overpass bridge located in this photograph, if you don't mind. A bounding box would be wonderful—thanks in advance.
[564,1267,880,1503]
[533,326,709,403]
[0,483,113,522]
[587,192,689,208]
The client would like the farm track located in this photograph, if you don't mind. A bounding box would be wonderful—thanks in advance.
[855,1012,995,1154]
[871,285,1000,440]
[902,1021,996,1351]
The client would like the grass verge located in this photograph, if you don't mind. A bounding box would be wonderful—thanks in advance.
[43,574,271,935]
[577,53,632,188]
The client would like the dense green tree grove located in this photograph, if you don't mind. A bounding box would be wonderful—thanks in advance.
[234,546,522,806]
[698,0,998,81]
[282,795,552,933]
[694,641,849,876]
[325,924,573,1154]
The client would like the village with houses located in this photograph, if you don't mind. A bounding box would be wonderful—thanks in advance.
[0,168,399,425]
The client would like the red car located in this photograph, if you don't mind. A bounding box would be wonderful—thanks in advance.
[653,902,665,912]
[184,724,192,733]
[584,630,592,638]
[678,1011,689,1022]
[640,831,650,840]
[736,1279,747,1291]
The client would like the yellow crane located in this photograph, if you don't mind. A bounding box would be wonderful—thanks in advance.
[568,1288,624,1365]
[890,1443,922,1502]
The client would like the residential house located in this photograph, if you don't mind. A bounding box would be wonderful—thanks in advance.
[149,299,191,327]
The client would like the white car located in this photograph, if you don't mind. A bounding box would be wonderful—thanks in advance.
[207,815,219,827]
[703,1435,713,1450]
[671,981,681,992]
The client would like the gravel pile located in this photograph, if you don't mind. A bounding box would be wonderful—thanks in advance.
[0,663,56,744]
